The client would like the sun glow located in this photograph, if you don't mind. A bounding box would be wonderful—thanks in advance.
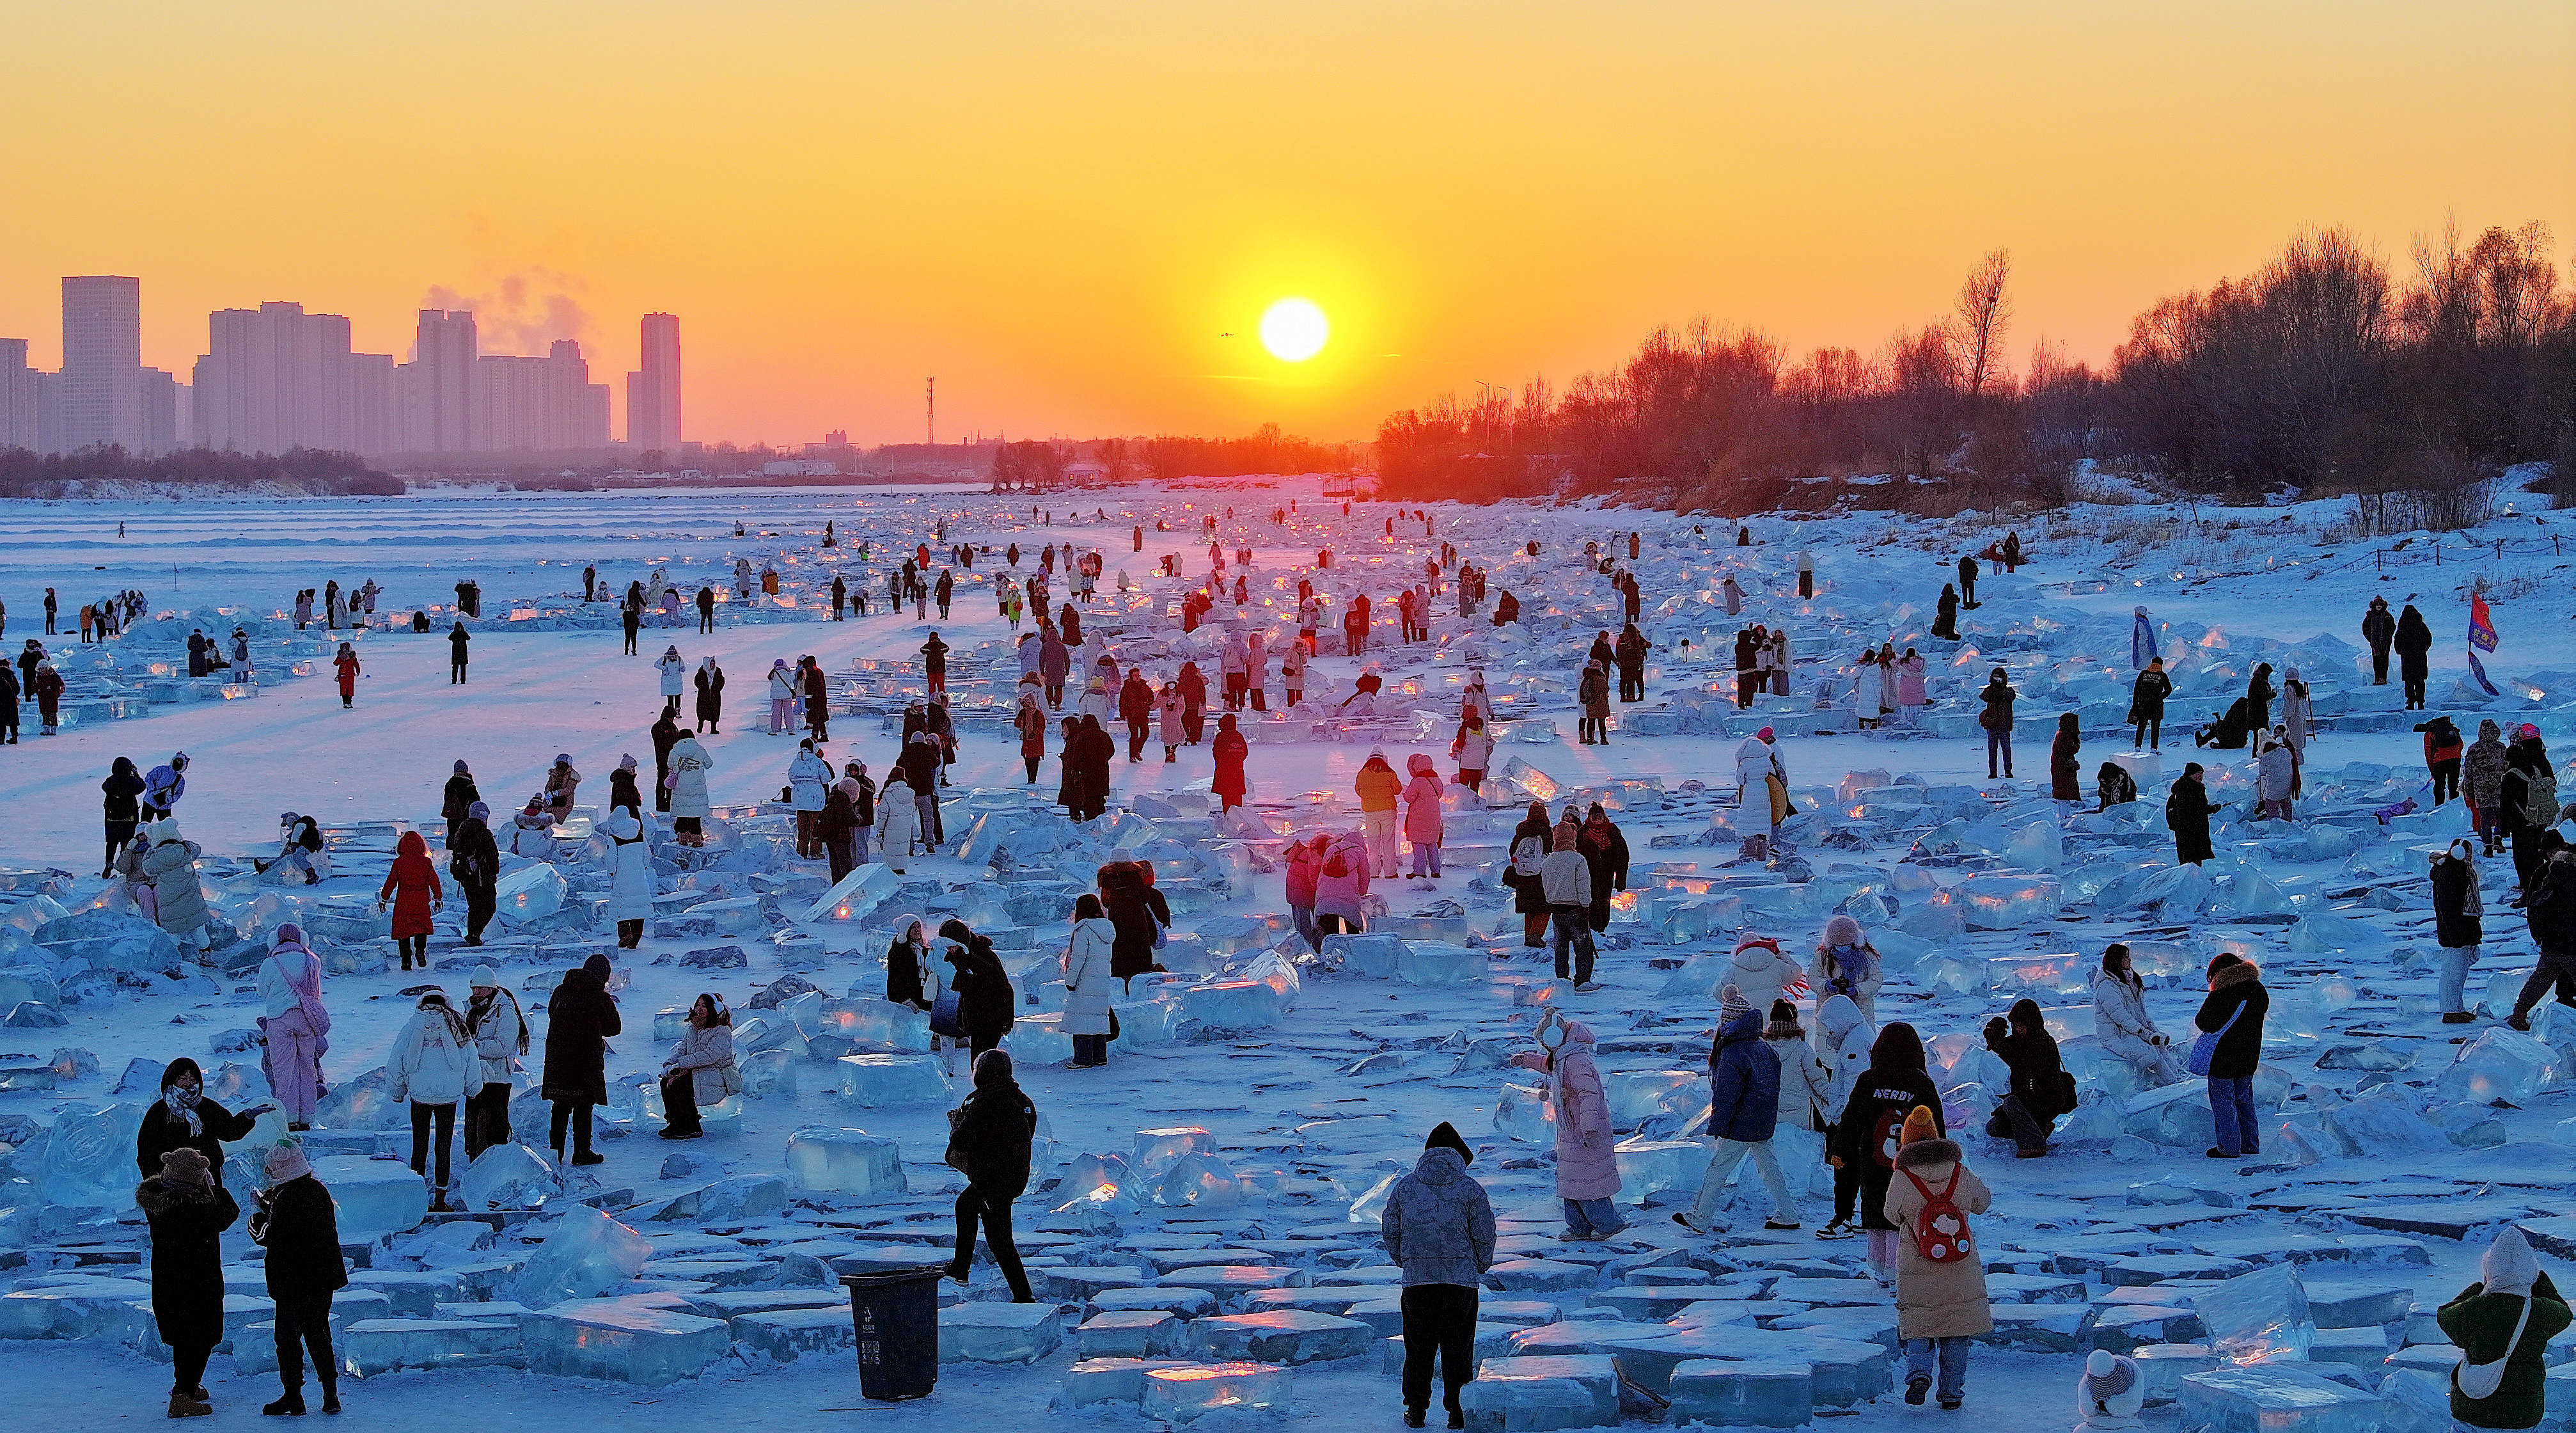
[1258,298,1329,362]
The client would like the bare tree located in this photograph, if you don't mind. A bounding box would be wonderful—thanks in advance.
[1952,248,2014,396]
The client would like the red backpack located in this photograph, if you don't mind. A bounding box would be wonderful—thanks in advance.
[1901,1164,1975,1264]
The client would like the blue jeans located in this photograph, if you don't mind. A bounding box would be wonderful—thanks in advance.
[1551,910,1596,983]
[2207,1075,2259,1156]
[1985,728,2012,777]
[1561,1197,1624,1239]
[1905,1336,1968,1400]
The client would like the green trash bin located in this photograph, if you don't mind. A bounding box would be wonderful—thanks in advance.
[841,1267,946,1400]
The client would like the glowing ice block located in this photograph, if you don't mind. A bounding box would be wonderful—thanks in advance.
[509,1205,651,1307]
[783,1125,906,1196]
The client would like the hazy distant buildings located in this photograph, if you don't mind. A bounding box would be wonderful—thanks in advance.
[193,301,399,455]
[626,312,680,452]
[0,338,54,452]
[58,276,179,454]
[403,309,479,454]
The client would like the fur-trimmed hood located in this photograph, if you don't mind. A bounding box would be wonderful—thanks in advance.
[1892,1137,1963,1171]
[135,1174,221,1217]
[2211,960,2262,991]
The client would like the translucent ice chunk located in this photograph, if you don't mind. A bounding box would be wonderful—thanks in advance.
[458,1143,557,1212]
[1668,1359,1813,1429]
[809,999,932,1054]
[1984,951,2084,995]
[510,1205,651,1307]
[800,864,899,925]
[2189,1263,2313,1365]
[1133,1126,1215,1178]
[2313,975,2359,1013]
[491,864,566,926]
[1612,1137,1707,1204]
[1235,951,1302,1011]
[2321,1091,2444,1155]
[1495,1082,1555,1143]
[1152,1152,1245,1209]
[1327,933,1406,977]
[1141,1363,1295,1421]
[2431,1027,2555,1104]
[34,1102,148,1210]
[521,1298,728,1386]
[834,1053,952,1106]
[1179,979,1282,1029]
[1606,1070,1700,1128]
[2179,1365,2378,1433]
[939,1300,1064,1363]
[308,1153,428,1239]
[1949,873,2062,929]
[783,1126,906,1196]
[1399,942,1485,987]
[738,1049,797,1097]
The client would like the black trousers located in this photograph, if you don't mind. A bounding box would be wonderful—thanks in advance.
[2133,718,2160,749]
[698,612,714,633]
[2514,951,2576,1017]
[2431,758,2461,804]
[273,1290,336,1391]
[2371,646,2390,681]
[549,1099,594,1156]
[1619,671,1643,701]
[1401,1284,1479,1416]
[951,1186,1034,1301]
[1127,720,1147,760]
[464,1082,511,1163]
[464,878,496,942]
[1024,756,1040,783]
[171,1340,213,1395]
[410,1100,456,1188]
[451,660,467,683]
[661,1071,700,1134]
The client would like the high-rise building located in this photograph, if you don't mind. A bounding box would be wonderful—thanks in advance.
[473,338,611,452]
[194,301,400,455]
[401,309,478,453]
[0,338,45,452]
[59,275,151,452]
[626,312,680,452]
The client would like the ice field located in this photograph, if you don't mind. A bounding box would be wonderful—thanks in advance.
[0,477,2573,1431]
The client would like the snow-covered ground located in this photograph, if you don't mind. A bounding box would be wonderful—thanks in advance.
[0,480,2570,1431]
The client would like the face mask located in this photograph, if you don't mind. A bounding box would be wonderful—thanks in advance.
[165,1084,200,1110]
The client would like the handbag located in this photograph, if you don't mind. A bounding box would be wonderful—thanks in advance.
[929,989,964,1039]
[2456,1292,2533,1400]
[2186,1000,2244,1077]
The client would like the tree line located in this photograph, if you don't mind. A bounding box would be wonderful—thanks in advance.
[1374,222,2575,525]
[0,445,405,498]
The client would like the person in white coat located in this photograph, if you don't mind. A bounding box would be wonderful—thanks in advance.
[654,645,687,718]
[601,807,652,949]
[1722,573,1745,616]
[876,773,922,872]
[1766,629,1790,695]
[1061,894,1117,1069]
[787,740,832,860]
[1460,671,1495,726]
[1768,999,1835,1136]
[386,989,476,1211]
[1810,992,1876,1239]
[1723,932,1797,1011]
[2089,945,2181,1087]
[666,733,713,846]
[462,965,524,1166]
[657,992,737,1139]
[2279,668,2313,761]
[1734,728,1786,860]
[766,658,797,735]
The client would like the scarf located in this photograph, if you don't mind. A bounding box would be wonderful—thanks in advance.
[162,1083,203,1139]
[1582,814,1615,847]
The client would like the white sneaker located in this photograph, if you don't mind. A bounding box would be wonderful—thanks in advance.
[1575,981,1603,993]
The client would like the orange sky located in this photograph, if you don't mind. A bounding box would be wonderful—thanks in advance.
[4,1,2571,447]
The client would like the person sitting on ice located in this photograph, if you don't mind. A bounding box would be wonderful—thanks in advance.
[2096,761,2137,811]
[256,812,331,885]
[508,797,556,858]
[1339,665,1386,710]
[2075,1352,2145,1433]
[2192,696,2253,750]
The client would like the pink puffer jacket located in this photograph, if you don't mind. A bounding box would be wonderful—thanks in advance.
[1402,756,1445,844]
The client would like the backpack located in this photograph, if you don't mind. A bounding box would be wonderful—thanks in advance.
[1324,844,1354,879]
[1511,834,1546,880]
[1901,1163,1975,1264]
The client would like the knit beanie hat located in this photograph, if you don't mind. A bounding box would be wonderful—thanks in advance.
[1823,914,1862,947]
[264,1141,312,1183]
[1899,1105,1941,1146]
[1718,985,1752,1024]
[1424,1121,1474,1166]
[469,965,501,990]
[2083,1351,2142,1418]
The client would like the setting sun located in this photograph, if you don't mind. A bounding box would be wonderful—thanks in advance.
[1258,298,1330,363]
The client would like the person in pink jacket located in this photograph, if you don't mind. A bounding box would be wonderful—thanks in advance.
[1401,754,1447,880]
[1314,830,1372,937]
[1284,834,1327,953]
[1512,1014,1624,1239]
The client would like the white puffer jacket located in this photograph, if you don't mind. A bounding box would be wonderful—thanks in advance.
[2089,967,2164,1045]
[1811,994,1876,1116]
[1723,938,1795,1011]
[388,1002,476,1107]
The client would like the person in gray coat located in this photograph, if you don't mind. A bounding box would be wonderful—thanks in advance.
[1382,1121,1497,1429]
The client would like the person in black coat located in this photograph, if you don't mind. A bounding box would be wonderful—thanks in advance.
[1931,583,1959,642]
[2244,662,2275,732]
[943,1049,1037,1302]
[1578,804,1628,933]
[2167,763,2222,865]
[1982,998,2065,1157]
[1507,801,1553,947]
[136,1057,266,1189]
[694,658,725,733]
[441,761,482,830]
[2362,596,2397,685]
[447,802,501,946]
[649,709,682,813]
[885,917,933,1009]
[101,754,146,877]
[1956,553,1979,608]
[540,953,620,1165]
[2128,660,2172,750]
[1098,860,1163,983]
[1830,1022,1944,1246]
[939,921,1017,1059]
[1977,668,2017,779]
[2394,603,2435,709]
[448,622,471,683]
[251,1142,347,1416]
[138,1145,240,1418]
[2195,954,2269,1158]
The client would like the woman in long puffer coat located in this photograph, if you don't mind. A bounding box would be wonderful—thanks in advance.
[102,755,145,877]
[1156,682,1185,762]
[137,1144,240,1418]
[1511,1017,1624,1239]
[1060,894,1116,1069]
[1885,1108,1992,1408]
[1832,1020,1943,1272]
[1809,993,1876,1239]
[1314,829,1372,935]
[379,830,443,970]
[143,820,212,944]
[600,808,652,949]
[941,921,1017,1059]
[1212,713,1249,811]
[541,953,620,1164]
[386,990,475,1208]
[2465,719,2511,857]
[657,992,737,1140]
[1401,754,1445,879]
[2089,945,2181,1086]
[666,734,713,845]
[876,773,923,871]
[2050,714,2082,804]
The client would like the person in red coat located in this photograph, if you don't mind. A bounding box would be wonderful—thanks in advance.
[332,643,361,709]
[379,830,443,971]
[1213,713,1250,812]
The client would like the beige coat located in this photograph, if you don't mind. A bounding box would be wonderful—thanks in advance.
[1883,1138,1993,1339]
